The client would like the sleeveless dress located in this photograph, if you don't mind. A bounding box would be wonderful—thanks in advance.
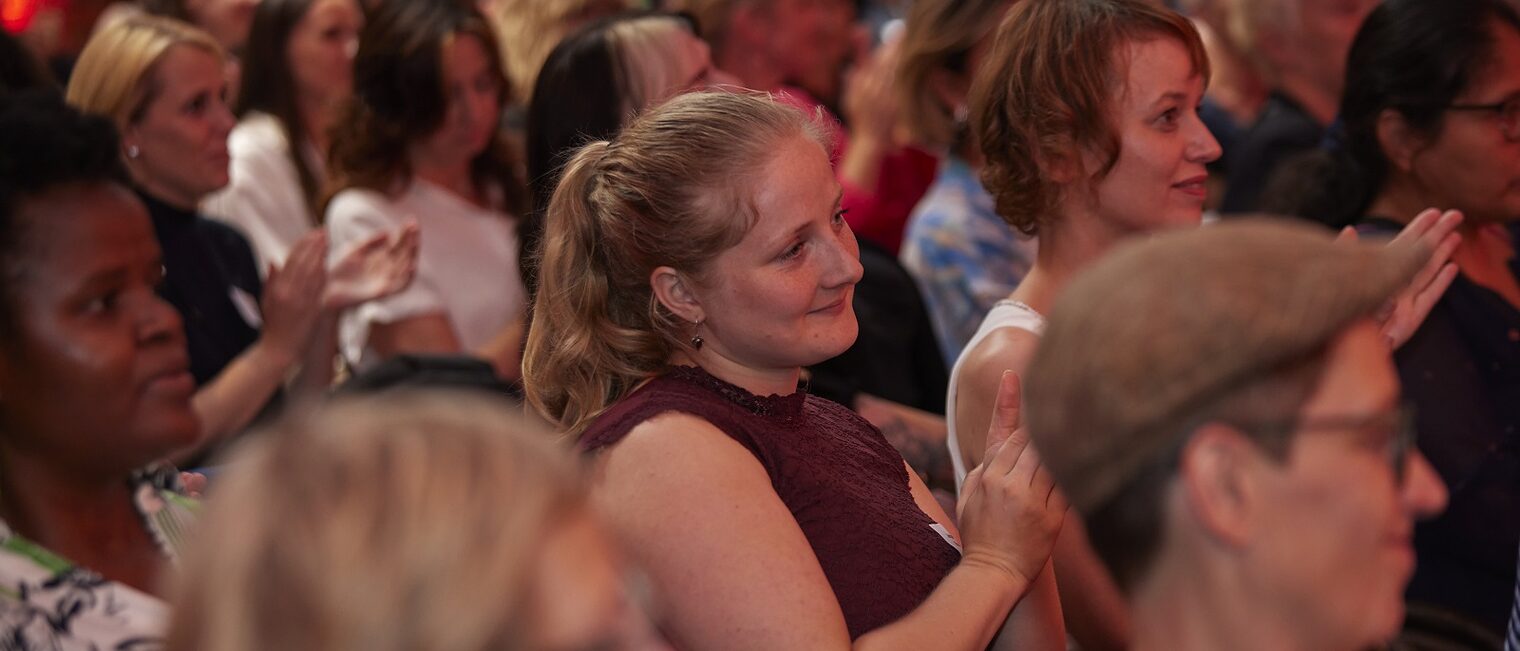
[580,365,963,640]
[945,300,1046,491]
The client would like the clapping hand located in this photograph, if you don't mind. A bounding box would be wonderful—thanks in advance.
[323,221,421,311]
[957,371,1068,587]
[1338,208,1462,348]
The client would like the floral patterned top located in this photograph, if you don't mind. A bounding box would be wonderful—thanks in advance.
[900,157,1038,366]
[0,466,197,650]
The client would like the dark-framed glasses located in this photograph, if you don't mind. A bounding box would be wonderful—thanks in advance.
[1240,404,1419,486]
[1446,96,1520,140]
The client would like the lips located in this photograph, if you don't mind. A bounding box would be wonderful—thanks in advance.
[1173,174,1208,198]
[144,357,196,399]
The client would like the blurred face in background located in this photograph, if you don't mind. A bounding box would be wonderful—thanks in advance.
[123,44,235,208]
[286,0,362,107]
[411,33,502,171]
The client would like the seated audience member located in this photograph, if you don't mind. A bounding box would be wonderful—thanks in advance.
[0,91,200,647]
[66,16,417,458]
[326,0,527,380]
[1025,218,1450,651]
[1217,0,1379,213]
[955,2,1460,647]
[167,392,669,651]
[1267,0,1520,638]
[896,0,1034,366]
[522,10,723,299]
[524,91,1068,650]
[202,0,364,270]
[525,12,948,487]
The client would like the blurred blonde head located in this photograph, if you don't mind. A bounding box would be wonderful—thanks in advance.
[65,15,222,128]
[167,392,590,651]
[484,0,632,104]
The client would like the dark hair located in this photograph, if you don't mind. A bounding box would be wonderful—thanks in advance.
[326,0,522,213]
[1265,0,1520,228]
[0,91,130,336]
[971,0,1209,236]
[521,10,696,299]
[0,29,56,95]
[238,0,326,222]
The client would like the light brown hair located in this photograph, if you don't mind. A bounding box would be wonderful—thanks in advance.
[896,0,1009,149]
[970,0,1208,236]
[522,91,828,435]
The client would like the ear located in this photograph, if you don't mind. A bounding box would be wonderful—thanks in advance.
[1375,108,1424,174]
[926,68,969,119]
[649,265,704,324]
[1175,423,1264,548]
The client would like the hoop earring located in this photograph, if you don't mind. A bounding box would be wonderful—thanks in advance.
[690,320,704,350]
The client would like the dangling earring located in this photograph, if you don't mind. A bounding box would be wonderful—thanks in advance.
[126,144,141,159]
[690,319,704,350]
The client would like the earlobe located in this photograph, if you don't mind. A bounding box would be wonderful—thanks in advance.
[1177,423,1260,548]
[649,266,704,324]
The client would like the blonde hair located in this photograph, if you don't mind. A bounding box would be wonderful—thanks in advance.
[523,91,828,435]
[608,15,705,118]
[166,392,587,651]
[896,0,1009,149]
[65,15,222,127]
[485,0,634,104]
[1224,0,1297,78]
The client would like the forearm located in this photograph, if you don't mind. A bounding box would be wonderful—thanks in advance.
[290,314,338,398]
[177,340,295,463]
[838,132,888,195]
[991,560,1065,651]
[855,560,1028,651]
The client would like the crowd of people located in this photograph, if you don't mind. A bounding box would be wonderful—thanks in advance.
[0,0,1516,649]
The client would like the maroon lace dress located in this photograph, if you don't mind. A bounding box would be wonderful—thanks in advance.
[580,365,963,639]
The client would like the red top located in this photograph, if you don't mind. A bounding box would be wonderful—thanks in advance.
[580,365,962,639]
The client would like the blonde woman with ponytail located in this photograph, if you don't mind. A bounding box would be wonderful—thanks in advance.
[524,91,1066,650]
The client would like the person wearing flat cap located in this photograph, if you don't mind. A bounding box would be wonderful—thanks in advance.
[1024,218,1450,651]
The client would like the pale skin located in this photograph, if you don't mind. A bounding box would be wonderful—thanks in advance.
[591,135,1066,650]
[593,372,1066,651]
[953,35,1463,651]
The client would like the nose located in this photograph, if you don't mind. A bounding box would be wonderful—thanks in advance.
[1187,114,1223,165]
[1401,450,1449,519]
[822,224,864,289]
[139,293,188,349]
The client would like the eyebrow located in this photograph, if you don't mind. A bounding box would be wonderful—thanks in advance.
[1148,91,1190,109]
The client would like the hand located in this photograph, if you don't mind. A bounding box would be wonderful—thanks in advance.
[323,221,420,310]
[1339,208,1462,348]
[840,36,902,146]
[179,471,208,498]
[956,371,1068,587]
[261,230,329,362]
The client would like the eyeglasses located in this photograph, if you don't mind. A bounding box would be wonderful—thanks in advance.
[1235,404,1419,486]
[1446,96,1520,141]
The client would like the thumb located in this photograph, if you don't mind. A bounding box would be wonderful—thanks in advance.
[983,370,1022,459]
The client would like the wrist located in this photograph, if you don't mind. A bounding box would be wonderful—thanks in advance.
[959,549,1037,595]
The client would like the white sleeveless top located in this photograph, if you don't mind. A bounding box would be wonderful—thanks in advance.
[945,299,1045,492]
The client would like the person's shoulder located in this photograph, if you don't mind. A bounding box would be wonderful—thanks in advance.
[228,112,289,153]
[326,187,402,223]
[958,317,1041,395]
